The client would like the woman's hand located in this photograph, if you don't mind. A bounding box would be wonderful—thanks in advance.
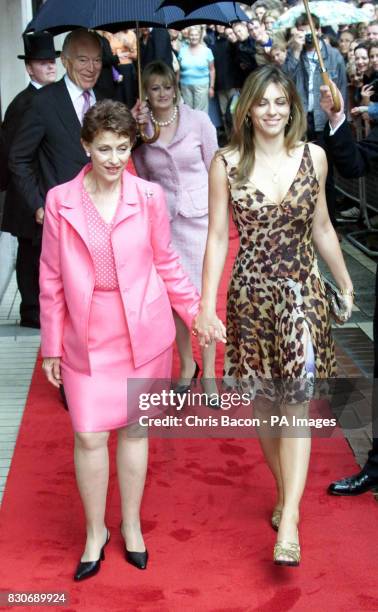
[193,310,227,348]
[339,293,354,323]
[351,105,369,117]
[131,99,149,126]
[42,357,62,388]
[360,83,374,105]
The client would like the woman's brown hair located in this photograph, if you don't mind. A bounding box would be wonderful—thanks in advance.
[222,65,306,188]
[81,99,137,144]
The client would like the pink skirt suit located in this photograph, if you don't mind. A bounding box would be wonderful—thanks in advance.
[39,165,200,433]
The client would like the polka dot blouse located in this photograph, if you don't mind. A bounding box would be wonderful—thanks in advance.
[82,189,119,290]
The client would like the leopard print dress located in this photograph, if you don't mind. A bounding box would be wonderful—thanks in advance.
[222,143,337,387]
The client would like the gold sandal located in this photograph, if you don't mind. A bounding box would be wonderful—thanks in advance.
[273,540,301,566]
[271,508,282,531]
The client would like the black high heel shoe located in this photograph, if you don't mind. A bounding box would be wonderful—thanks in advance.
[120,523,148,570]
[74,529,110,582]
[126,548,149,570]
[173,361,200,395]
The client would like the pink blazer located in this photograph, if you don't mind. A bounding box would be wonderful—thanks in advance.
[40,165,200,374]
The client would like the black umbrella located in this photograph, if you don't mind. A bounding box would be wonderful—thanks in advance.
[168,2,248,29]
[26,0,249,140]
[159,0,255,14]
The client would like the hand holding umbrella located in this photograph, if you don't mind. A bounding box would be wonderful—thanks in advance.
[319,81,344,129]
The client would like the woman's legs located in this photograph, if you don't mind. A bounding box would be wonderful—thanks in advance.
[74,431,110,561]
[256,400,311,561]
[254,398,284,512]
[277,424,311,546]
[173,311,197,383]
[117,426,148,552]
[180,84,195,109]
[174,311,217,393]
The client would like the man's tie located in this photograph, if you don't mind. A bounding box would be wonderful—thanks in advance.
[81,90,91,122]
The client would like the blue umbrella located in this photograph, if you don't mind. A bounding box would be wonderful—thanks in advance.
[26,0,177,34]
[26,0,247,34]
[159,0,254,14]
[167,3,249,29]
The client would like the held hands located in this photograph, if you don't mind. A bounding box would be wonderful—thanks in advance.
[42,357,62,388]
[131,99,149,127]
[192,310,227,348]
[319,82,345,128]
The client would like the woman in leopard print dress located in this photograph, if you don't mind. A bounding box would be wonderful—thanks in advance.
[194,66,354,566]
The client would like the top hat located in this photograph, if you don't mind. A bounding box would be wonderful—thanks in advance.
[17,32,61,60]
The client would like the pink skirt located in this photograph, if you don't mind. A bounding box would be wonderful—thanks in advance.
[61,289,172,433]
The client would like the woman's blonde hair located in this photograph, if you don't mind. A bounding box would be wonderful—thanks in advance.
[142,60,180,104]
[222,65,306,187]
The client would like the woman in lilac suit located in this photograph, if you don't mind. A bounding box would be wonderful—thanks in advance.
[133,60,218,398]
[40,100,199,581]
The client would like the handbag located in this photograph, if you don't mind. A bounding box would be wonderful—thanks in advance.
[322,278,352,325]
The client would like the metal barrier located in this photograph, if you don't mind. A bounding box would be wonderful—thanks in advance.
[334,120,378,257]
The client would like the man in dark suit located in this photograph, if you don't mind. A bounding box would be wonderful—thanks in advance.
[7,29,104,327]
[321,83,378,495]
[140,28,174,70]
[0,32,60,328]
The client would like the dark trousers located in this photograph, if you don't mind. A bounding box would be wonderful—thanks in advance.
[364,264,378,477]
[16,237,41,323]
[307,112,337,227]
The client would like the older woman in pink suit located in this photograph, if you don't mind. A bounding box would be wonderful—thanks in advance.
[40,100,199,581]
[133,60,218,399]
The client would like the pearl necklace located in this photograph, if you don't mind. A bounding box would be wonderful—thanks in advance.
[150,105,178,127]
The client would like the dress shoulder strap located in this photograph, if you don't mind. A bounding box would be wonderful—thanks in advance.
[301,142,317,179]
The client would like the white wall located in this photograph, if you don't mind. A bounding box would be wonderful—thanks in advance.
[0,0,33,113]
[0,0,65,115]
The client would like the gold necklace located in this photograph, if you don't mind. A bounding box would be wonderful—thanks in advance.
[255,150,288,184]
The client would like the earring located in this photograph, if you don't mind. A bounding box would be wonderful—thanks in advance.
[245,115,251,127]
[85,151,90,158]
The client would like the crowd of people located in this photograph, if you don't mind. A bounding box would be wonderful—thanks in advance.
[0,0,378,582]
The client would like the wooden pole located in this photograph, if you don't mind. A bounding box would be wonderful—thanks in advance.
[136,21,160,144]
[302,0,341,111]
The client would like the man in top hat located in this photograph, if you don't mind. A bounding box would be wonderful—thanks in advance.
[0,31,60,328]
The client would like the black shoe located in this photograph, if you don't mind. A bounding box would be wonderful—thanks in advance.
[74,529,110,581]
[20,318,40,329]
[328,471,378,496]
[120,522,148,569]
[173,361,200,394]
[126,548,149,570]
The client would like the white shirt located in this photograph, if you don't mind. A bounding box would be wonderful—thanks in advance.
[329,114,346,135]
[30,80,43,90]
[64,74,96,123]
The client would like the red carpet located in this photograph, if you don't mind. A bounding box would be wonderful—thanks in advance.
[0,210,377,611]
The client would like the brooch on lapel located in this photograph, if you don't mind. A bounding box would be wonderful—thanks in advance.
[145,188,154,199]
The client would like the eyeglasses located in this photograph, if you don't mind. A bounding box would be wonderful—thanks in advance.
[74,56,102,68]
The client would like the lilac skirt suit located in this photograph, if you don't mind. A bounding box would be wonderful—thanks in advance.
[133,103,218,292]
